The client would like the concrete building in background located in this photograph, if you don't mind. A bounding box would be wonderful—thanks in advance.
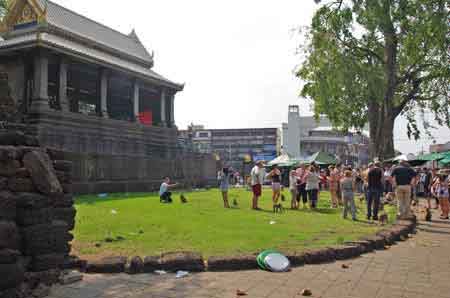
[430,141,450,153]
[282,105,331,157]
[179,127,280,171]
[282,105,369,166]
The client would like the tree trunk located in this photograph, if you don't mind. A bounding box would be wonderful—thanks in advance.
[369,106,396,161]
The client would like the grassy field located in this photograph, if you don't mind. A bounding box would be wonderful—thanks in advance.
[73,188,396,260]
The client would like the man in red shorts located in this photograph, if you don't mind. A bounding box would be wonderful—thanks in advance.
[250,160,266,210]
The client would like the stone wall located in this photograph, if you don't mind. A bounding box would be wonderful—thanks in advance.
[0,129,76,298]
[48,149,217,195]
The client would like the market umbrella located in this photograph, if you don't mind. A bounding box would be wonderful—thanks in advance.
[307,151,337,165]
[267,153,292,166]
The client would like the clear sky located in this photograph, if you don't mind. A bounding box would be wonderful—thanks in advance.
[54,0,450,154]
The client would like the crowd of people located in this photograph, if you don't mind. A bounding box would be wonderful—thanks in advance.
[159,160,450,221]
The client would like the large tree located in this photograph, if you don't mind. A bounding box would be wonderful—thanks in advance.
[297,0,450,159]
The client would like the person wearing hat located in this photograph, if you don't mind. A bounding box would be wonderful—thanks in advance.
[250,160,266,210]
[391,160,417,219]
[431,170,449,220]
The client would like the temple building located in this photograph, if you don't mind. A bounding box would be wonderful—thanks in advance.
[0,0,184,156]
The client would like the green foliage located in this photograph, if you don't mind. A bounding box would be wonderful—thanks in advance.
[298,0,450,155]
[73,189,395,257]
[0,0,8,20]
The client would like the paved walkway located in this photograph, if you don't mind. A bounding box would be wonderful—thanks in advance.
[49,210,450,298]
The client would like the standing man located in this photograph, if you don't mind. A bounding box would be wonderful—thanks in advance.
[391,160,417,219]
[367,162,384,221]
[296,164,308,207]
[250,160,266,210]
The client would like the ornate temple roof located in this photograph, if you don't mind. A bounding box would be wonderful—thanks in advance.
[35,0,154,65]
[0,0,184,91]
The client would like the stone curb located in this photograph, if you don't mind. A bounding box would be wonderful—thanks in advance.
[79,218,416,274]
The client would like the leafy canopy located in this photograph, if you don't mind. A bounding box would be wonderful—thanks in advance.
[0,0,7,20]
[298,0,450,139]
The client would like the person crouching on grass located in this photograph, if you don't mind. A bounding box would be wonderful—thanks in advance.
[267,165,282,209]
[340,170,357,221]
[432,172,449,220]
[159,177,178,203]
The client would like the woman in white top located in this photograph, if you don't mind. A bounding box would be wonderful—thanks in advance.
[289,170,299,210]
[305,165,320,209]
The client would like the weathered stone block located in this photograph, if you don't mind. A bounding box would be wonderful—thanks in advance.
[207,254,257,271]
[376,230,397,245]
[52,193,74,208]
[0,288,17,298]
[344,240,374,253]
[60,256,87,271]
[16,208,53,227]
[283,251,305,267]
[0,261,26,289]
[31,253,65,272]
[160,252,204,272]
[31,283,50,298]
[361,235,386,250]
[332,246,361,260]
[61,183,73,194]
[0,191,16,221]
[14,168,30,178]
[53,160,73,173]
[0,160,21,177]
[55,171,72,184]
[53,207,76,230]
[143,256,161,273]
[23,151,62,195]
[125,256,144,274]
[0,221,20,250]
[0,249,21,264]
[86,256,127,273]
[15,193,51,210]
[0,146,19,161]
[0,177,7,190]
[303,248,336,264]
[0,131,27,146]
[24,269,60,288]
[22,223,72,256]
[8,178,35,193]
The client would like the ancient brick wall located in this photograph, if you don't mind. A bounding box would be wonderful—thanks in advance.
[0,129,76,298]
[48,149,218,194]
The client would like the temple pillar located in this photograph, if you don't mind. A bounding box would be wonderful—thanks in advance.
[100,69,108,118]
[169,94,175,127]
[133,81,140,121]
[59,59,69,112]
[160,88,167,127]
[31,50,50,112]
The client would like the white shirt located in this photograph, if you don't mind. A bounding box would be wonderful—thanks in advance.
[250,166,265,186]
[159,182,168,196]
[289,175,297,190]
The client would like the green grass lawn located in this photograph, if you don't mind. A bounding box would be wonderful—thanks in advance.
[73,188,396,259]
